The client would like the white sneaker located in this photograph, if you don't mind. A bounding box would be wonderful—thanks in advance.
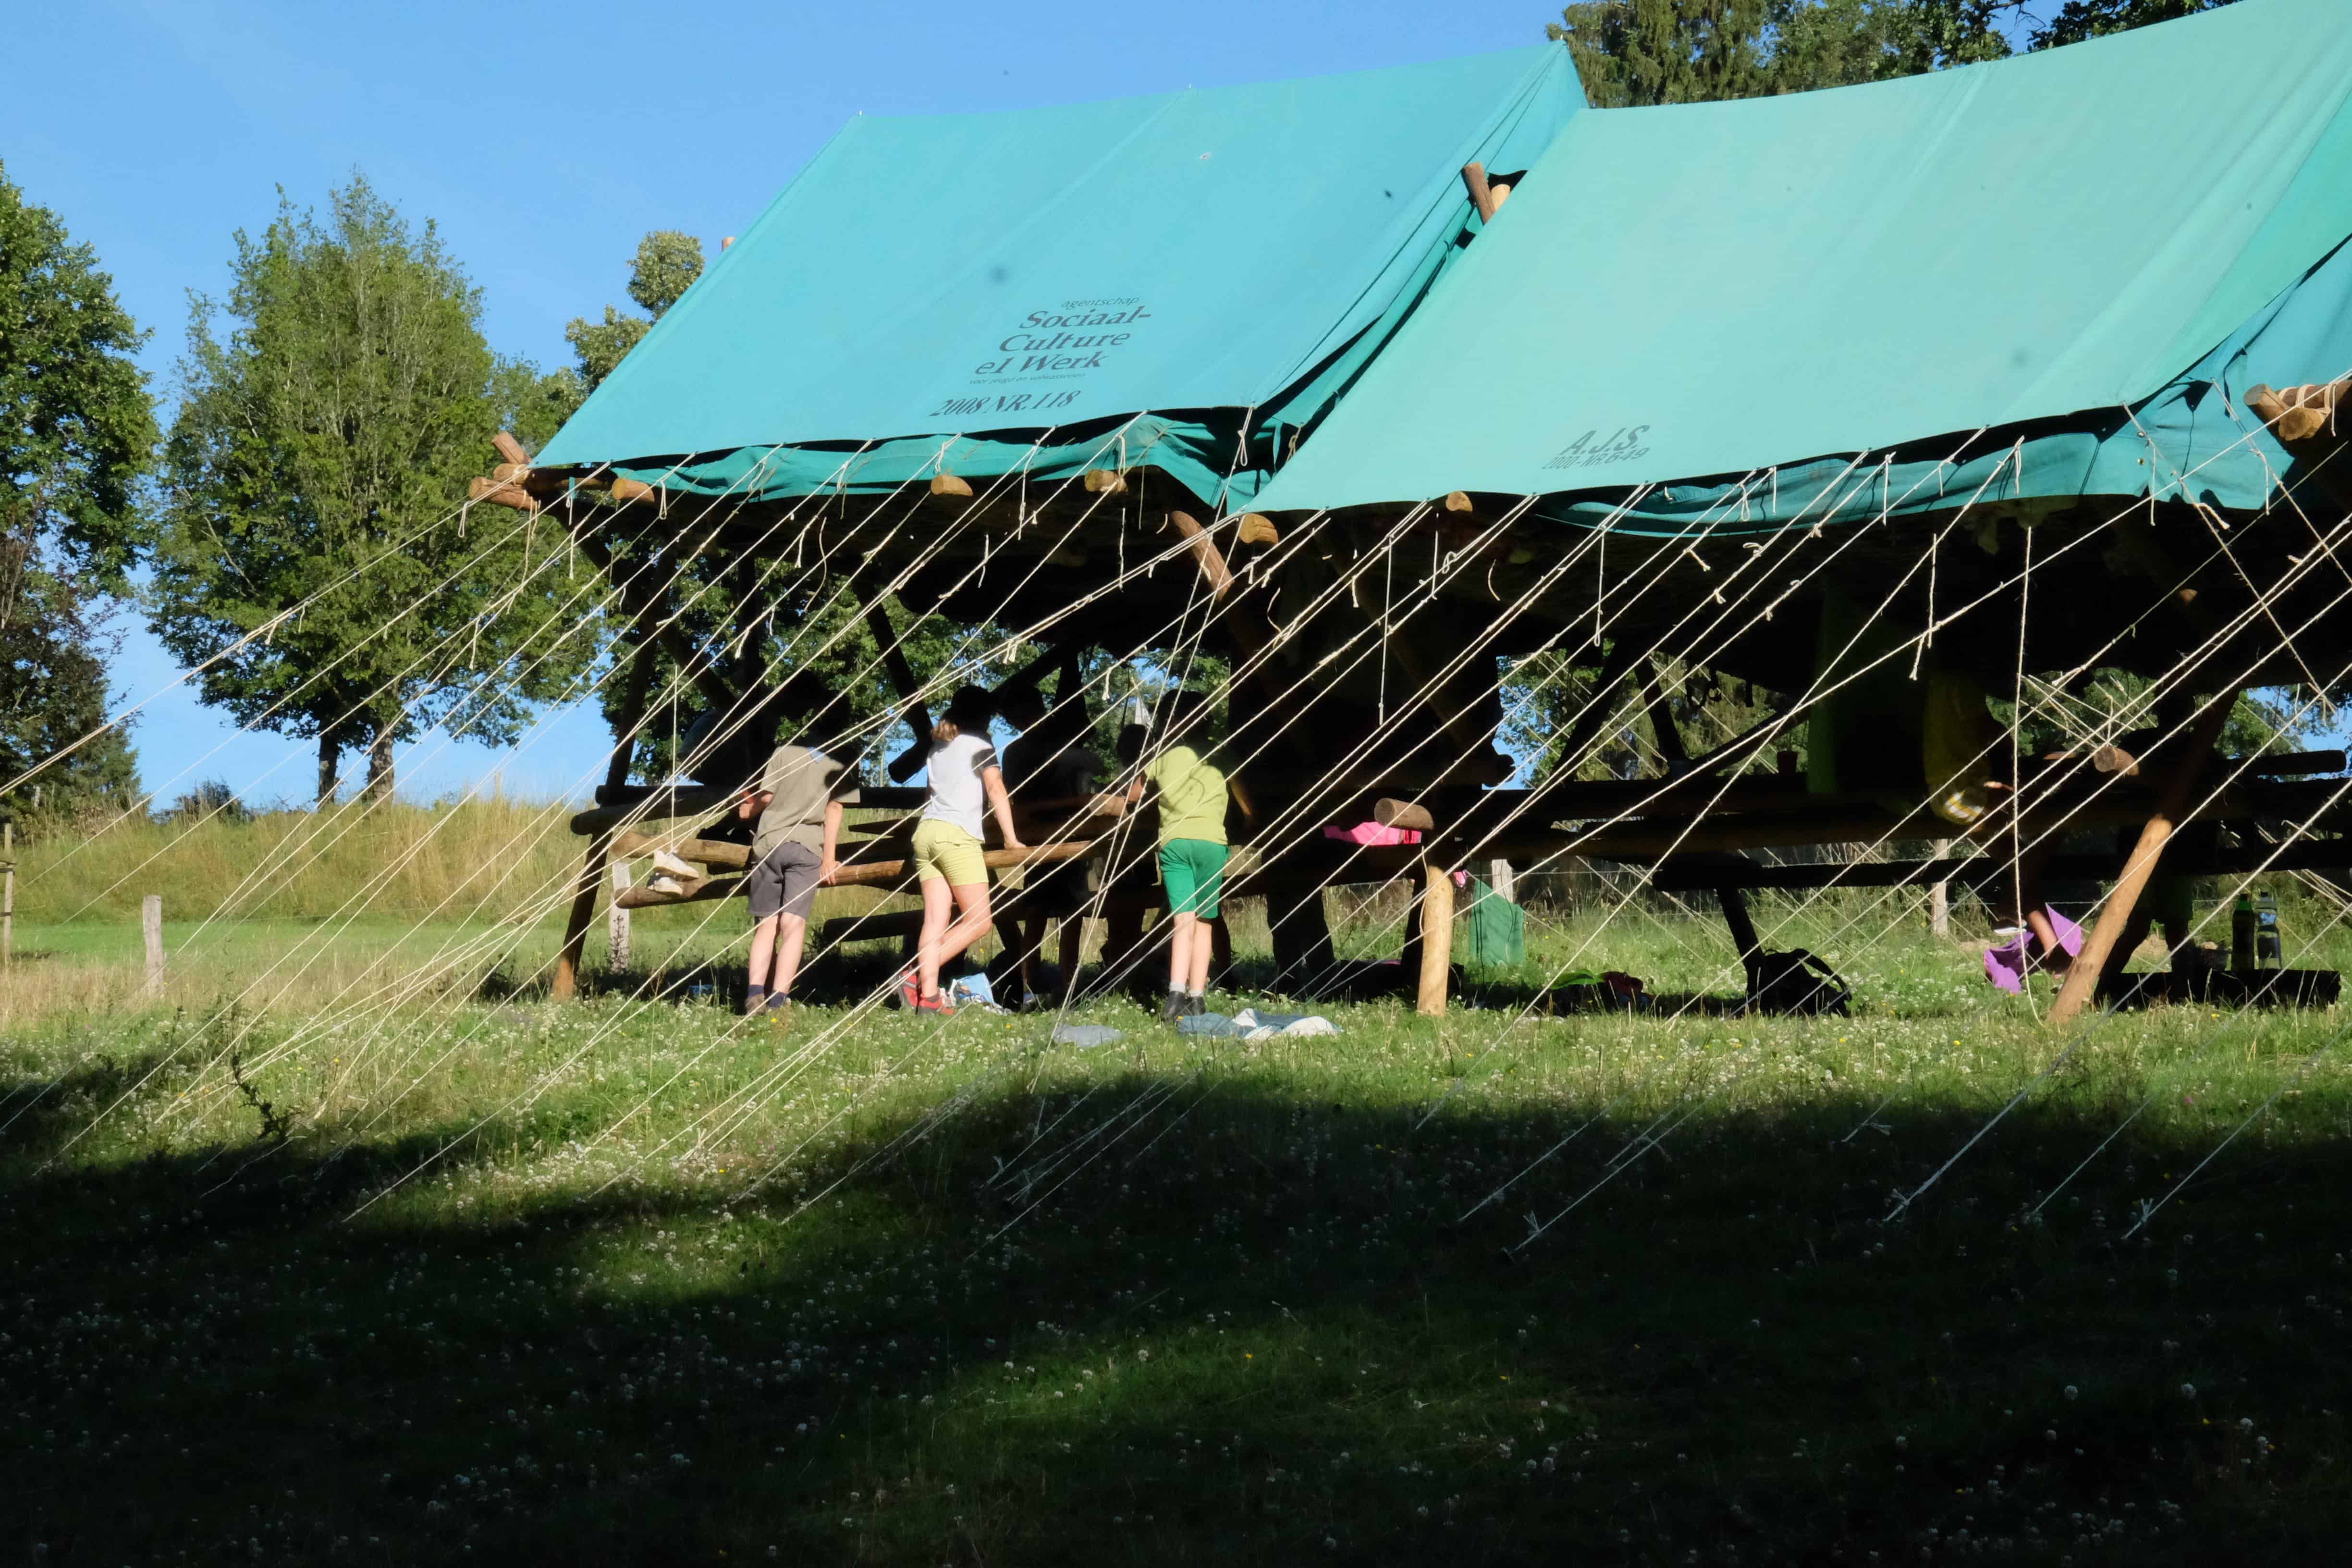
[650,849,698,880]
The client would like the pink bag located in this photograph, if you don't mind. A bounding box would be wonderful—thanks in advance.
[1323,821,1421,847]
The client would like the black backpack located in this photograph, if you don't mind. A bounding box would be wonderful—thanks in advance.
[1743,949,1851,1016]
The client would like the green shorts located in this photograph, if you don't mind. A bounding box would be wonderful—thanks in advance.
[911,819,988,887]
[1159,838,1227,919]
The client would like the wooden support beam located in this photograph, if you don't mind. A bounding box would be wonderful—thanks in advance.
[1416,856,1456,1017]
[1237,513,1280,546]
[858,599,935,784]
[614,840,1100,908]
[1083,468,1129,494]
[551,833,611,1002]
[570,785,734,837]
[2248,377,2352,443]
[1641,659,1761,971]
[2048,689,2241,1026]
[1443,491,1474,514]
[1460,162,1499,223]
[468,475,537,512]
[492,431,531,466]
[1167,510,1233,598]
[566,528,735,712]
[930,473,974,499]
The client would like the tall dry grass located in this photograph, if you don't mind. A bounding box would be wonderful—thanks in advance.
[10,797,587,925]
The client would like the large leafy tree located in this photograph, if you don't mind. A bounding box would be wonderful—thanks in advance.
[0,160,156,821]
[152,176,591,807]
[565,230,702,394]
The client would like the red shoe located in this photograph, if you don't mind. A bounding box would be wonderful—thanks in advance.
[896,969,922,1010]
[911,987,955,1015]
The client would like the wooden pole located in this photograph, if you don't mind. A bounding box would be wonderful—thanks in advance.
[1488,857,1515,904]
[551,834,611,1002]
[865,601,936,784]
[1641,661,1761,972]
[142,894,163,997]
[1460,163,1499,223]
[2,819,13,968]
[1929,838,1951,937]
[612,839,1100,909]
[2048,690,2240,1026]
[1415,857,1456,1017]
[608,861,633,972]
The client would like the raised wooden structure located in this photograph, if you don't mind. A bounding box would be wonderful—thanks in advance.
[472,362,2352,1017]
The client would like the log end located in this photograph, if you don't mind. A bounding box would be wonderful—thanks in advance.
[930,472,975,499]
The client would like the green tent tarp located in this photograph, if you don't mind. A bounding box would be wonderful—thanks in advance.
[536,47,1582,508]
[1252,0,2352,521]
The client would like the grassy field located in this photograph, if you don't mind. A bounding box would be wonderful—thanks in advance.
[7,844,2352,1563]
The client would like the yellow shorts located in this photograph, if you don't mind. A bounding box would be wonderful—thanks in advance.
[911,818,988,886]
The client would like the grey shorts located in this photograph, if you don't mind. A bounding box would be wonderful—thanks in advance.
[747,842,822,922]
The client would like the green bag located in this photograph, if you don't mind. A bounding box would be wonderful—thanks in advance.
[1462,877,1526,969]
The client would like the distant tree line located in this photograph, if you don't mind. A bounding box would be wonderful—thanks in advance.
[1550,1,2239,106]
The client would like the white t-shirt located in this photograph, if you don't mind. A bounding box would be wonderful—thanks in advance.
[920,731,999,838]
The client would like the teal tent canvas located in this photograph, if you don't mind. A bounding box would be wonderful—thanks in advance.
[1252,0,2352,526]
[535,46,1581,509]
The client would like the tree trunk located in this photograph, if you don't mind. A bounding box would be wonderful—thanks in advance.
[364,725,396,804]
[316,732,340,809]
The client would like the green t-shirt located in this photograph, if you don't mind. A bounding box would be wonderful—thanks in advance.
[1145,745,1226,846]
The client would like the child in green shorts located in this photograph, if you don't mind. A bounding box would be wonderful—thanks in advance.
[1130,690,1228,1021]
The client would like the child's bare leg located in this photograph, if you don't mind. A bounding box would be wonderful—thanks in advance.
[933,883,996,972]
[747,912,784,991]
[770,912,808,996]
[1167,912,1197,992]
[1187,924,1212,995]
[916,877,953,997]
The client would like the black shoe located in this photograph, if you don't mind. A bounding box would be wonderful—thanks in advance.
[1160,992,1186,1023]
[1185,993,1207,1017]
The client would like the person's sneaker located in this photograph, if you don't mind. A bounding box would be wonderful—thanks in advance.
[761,994,793,1024]
[909,988,955,1015]
[1185,992,1207,1017]
[1160,992,1186,1023]
[895,969,922,1010]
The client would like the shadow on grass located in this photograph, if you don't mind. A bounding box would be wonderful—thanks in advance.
[7,1046,2352,1565]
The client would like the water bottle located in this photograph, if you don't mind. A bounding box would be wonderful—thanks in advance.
[2255,891,2282,970]
[2230,894,2257,973]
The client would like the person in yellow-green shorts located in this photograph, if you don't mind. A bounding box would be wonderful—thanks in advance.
[902,686,1026,1014]
[1128,688,1228,1022]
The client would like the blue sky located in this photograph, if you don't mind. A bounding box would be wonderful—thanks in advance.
[5,0,1568,808]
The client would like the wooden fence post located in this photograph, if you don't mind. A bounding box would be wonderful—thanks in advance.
[1930,838,1950,937]
[2,819,14,968]
[142,894,163,997]
[551,833,611,1003]
[1488,857,1515,904]
[608,860,633,972]
[1416,858,1456,1017]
